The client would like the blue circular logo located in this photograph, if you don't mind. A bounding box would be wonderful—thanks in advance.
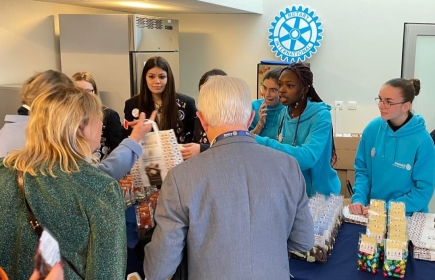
[268,6,323,63]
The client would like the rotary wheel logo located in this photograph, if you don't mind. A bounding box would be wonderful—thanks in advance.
[268,6,323,63]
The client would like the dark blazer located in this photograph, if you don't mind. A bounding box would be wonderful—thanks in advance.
[123,93,196,144]
[192,117,210,152]
[96,107,122,160]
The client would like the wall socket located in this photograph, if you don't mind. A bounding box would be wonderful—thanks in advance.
[334,101,343,110]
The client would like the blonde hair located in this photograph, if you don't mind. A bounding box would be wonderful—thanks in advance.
[72,71,98,94]
[20,70,74,106]
[4,84,103,176]
[198,76,252,128]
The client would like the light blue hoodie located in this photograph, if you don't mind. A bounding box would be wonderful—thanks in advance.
[352,115,435,215]
[249,99,285,139]
[254,99,340,196]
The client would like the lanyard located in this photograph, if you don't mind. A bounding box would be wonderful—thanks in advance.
[211,130,252,146]
[276,108,301,146]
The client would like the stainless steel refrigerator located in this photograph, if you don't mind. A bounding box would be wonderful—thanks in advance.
[59,14,180,117]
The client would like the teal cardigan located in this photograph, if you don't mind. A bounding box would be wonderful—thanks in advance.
[0,161,126,279]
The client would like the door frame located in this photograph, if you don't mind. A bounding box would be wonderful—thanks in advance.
[402,23,435,78]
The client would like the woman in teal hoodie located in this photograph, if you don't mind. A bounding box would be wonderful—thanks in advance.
[254,62,340,196]
[349,78,435,216]
[250,67,285,138]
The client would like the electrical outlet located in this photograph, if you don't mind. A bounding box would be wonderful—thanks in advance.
[334,101,343,110]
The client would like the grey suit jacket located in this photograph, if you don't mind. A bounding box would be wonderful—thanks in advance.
[144,134,314,280]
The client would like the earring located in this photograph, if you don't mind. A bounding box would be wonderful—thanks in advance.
[295,102,299,108]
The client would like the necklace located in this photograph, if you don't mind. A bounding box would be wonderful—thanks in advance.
[290,106,302,118]
[154,102,162,113]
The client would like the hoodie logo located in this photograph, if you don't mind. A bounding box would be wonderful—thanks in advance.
[393,162,412,171]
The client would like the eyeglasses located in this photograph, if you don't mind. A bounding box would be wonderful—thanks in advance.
[374,97,406,109]
[260,85,279,95]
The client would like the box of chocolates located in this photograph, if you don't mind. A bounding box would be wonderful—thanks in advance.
[355,200,409,278]
[408,212,435,261]
[135,190,161,239]
[358,234,380,274]
[289,194,344,264]
[119,174,158,209]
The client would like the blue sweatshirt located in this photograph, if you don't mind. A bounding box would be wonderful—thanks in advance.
[250,99,285,139]
[254,100,340,196]
[352,115,435,215]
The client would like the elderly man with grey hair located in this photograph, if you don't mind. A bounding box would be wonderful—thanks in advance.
[144,76,314,280]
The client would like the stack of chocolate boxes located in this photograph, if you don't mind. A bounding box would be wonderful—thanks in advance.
[290,194,344,264]
[357,200,408,278]
[119,174,158,209]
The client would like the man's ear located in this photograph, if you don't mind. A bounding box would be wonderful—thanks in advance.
[197,111,209,132]
[247,110,255,128]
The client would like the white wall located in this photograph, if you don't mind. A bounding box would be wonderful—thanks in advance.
[1,0,435,133]
[151,0,435,133]
[0,0,117,85]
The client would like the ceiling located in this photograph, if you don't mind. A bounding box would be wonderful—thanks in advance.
[35,0,262,14]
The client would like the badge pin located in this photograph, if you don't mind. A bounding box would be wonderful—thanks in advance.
[93,151,102,160]
[370,148,376,158]
[132,108,139,118]
[102,146,109,155]
[178,110,185,121]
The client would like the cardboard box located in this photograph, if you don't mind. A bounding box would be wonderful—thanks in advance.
[334,136,361,170]
[334,135,359,198]
[337,170,355,198]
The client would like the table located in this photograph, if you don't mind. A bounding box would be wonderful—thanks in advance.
[289,223,435,280]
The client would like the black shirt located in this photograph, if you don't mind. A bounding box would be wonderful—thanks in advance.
[388,113,413,132]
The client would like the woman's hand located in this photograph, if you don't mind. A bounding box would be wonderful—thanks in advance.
[30,263,63,280]
[349,203,370,217]
[180,143,201,160]
[258,102,267,128]
[129,111,158,142]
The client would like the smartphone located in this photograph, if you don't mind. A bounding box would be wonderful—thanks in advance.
[34,230,61,278]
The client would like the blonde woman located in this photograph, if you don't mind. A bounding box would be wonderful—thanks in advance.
[0,70,74,157]
[0,70,156,181]
[72,72,122,161]
[0,84,126,279]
